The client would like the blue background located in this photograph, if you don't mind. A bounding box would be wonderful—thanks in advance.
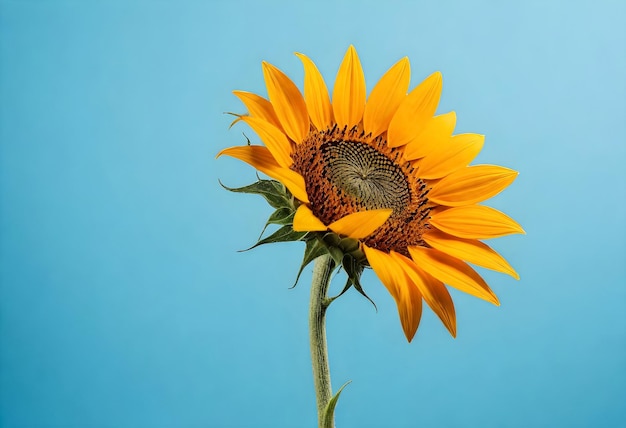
[1,1,624,427]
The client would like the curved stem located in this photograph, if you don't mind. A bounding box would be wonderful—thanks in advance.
[309,253,334,428]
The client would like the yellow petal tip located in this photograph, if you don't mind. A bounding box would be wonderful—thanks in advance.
[398,57,409,66]
[293,205,327,232]
[429,71,443,86]
[261,61,274,72]
[514,224,527,235]
[215,147,228,159]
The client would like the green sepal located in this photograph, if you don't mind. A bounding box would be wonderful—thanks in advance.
[322,232,341,248]
[328,276,352,303]
[322,381,351,428]
[222,177,377,308]
[327,246,345,267]
[327,254,376,310]
[344,254,376,310]
[257,207,296,241]
[240,225,308,252]
[338,237,359,253]
[220,179,292,210]
[291,237,332,289]
[267,207,295,226]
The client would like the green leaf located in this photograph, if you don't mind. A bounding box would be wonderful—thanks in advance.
[322,381,351,428]
[290,237,330,289]
[240,225,308,252]
[220,179,291,209]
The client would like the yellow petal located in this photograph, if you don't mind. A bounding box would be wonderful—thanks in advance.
[392,252,457,337]
[295,53,333,131]
[293,205,326,232]
[423,229,519,279]
[216,145,309,203]
[430,205,525,239]
[403,112,456,160]
[363,57,410,138]
[391,251,456,337]
[364,246,423,342]
[332,45,366,129]
[241,116,293,169]
[262,61,310,143]
[232,91,282,130]
[408,246,499,305]
[387,72,442,148]
[428,165,518,206]
[417,133,484,179]
[228,115,243,129]
[328,209,392,240]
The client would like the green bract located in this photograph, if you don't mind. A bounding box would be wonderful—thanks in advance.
[221,178,376,307]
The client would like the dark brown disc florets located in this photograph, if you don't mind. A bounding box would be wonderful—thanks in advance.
[291,125,433,255]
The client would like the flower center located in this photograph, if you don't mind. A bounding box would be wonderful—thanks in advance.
[323,139,411,213]
[292,125,432,254]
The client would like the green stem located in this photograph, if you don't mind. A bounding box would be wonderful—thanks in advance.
[309,253,334,428]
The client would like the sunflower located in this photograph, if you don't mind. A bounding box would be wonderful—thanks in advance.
[218,46,524,342]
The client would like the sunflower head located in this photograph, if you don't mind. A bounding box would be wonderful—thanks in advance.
[218,46,524,342]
